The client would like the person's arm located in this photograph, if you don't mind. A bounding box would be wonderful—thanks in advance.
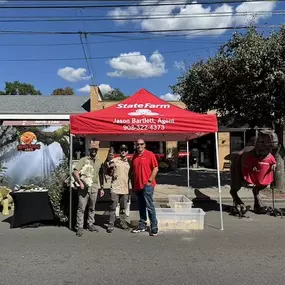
[99,163,105,197]
[271,155,277,172]
[73,158,85,189]
[146,153,159,185]
[128,159,133,190]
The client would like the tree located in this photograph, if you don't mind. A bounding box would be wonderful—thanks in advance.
[0,126,19,162]
[0,81,41,95]
[171,27,285,191]
[104,88,127,100]
[52,87,75,95]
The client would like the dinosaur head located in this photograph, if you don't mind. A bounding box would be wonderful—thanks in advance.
[255,129,278,158]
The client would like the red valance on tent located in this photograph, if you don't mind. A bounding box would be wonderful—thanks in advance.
[70,88,218,141]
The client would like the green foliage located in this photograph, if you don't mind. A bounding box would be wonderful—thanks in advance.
[158,161,169,172]
[52,87,75,95]
[47,159,69,223]
[171,27,285,129]
[0,162,10,187]
[0,126,19,162]
[0,81,41,95]
[0,163,7,184]
[171,27,285,191]
[104,88,127,100]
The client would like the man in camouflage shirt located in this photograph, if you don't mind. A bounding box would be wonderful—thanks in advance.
[73,141,104,237]
[105,144,132,233]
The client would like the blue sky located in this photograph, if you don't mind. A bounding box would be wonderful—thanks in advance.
[0,0,284,100]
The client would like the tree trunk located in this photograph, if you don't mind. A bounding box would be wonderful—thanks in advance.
[274,124,285,193]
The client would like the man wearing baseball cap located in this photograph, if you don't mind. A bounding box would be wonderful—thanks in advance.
[105,144,132,233]
[73,140,104,237]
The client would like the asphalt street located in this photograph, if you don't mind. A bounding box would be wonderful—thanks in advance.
[0,202,285,285]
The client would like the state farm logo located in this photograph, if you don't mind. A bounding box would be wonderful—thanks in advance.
[128,109,159,116]
[17,131,41,152]
[116,103,170,109]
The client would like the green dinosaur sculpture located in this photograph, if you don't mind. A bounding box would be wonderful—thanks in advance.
[0,186,14,216]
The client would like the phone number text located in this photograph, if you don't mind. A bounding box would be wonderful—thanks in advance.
[123,124,165,131]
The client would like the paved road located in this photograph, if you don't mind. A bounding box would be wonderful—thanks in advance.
[0,203,285,285]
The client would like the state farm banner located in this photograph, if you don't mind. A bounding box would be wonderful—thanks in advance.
[70,88,218,139]
[114,102,175,131]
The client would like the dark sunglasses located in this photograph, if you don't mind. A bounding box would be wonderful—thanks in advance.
[137,143,145,146]
[120,148,128,152]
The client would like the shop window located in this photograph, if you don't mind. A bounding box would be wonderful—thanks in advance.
[111,142,136,154]
[110,141,165,154]
[72,137,86,160]
[146,142,165,154]
[230,132,244,152]
[178,141,187,152]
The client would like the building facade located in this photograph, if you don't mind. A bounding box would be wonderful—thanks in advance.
[0,85,239,170]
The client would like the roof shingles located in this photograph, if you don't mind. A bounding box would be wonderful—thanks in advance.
[0,95,90,114]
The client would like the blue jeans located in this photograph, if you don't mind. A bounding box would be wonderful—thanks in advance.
[136,185,158,231]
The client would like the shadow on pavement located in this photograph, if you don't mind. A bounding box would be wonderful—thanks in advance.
[192,189,231,213]
[1,216,13,225]
[156,168,231,188]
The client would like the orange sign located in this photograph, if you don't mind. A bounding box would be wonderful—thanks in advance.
[17,132,41,152]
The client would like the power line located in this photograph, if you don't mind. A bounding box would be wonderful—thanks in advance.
[80,33,96,85]
[0,0,283,9]
[3,0,171,2]
[0,29,240,48]
[0,25,279,35]
[0,38,225,47]
[0,10,279,19]
[0,46,219,62]
[0,11,280,22]
[79,7,97,87]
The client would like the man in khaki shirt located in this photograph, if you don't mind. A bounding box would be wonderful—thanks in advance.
[106,144,131,233]
[73,141,104,237]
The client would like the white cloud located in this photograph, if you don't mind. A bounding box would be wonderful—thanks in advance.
[108,1,277,37]
[174,60,187,71]
[107,6,140,25]
[77,84,113,95]
[57,67,91,82]
[98,84,113,95]
[77,84,90,93]
[234,1,276,25]
[107,50,166,78]
[160,93,180,101]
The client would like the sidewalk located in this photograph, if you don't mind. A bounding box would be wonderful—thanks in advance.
[153,168,285,203]
[103,167,285,203]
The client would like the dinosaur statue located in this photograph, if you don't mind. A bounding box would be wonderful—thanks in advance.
[0,186,14,216]
[226,129,282,217]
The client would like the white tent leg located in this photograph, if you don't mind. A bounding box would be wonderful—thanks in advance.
[215,132,224,230]
[186,140,190,188]
[69,134,73,230]
[186,140,191,198]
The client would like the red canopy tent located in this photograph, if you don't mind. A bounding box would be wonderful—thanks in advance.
[70,88,218,141]
[69,88,223,230]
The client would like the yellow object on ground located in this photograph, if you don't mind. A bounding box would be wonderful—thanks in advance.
[0,187,14,216]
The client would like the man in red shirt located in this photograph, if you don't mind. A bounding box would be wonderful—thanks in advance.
[131,138,159,236]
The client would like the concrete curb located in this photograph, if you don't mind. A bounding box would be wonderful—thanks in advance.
[153,197,285,203]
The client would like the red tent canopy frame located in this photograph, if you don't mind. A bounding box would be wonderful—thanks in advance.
[69,88,224,230]
[70,88,217,141]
